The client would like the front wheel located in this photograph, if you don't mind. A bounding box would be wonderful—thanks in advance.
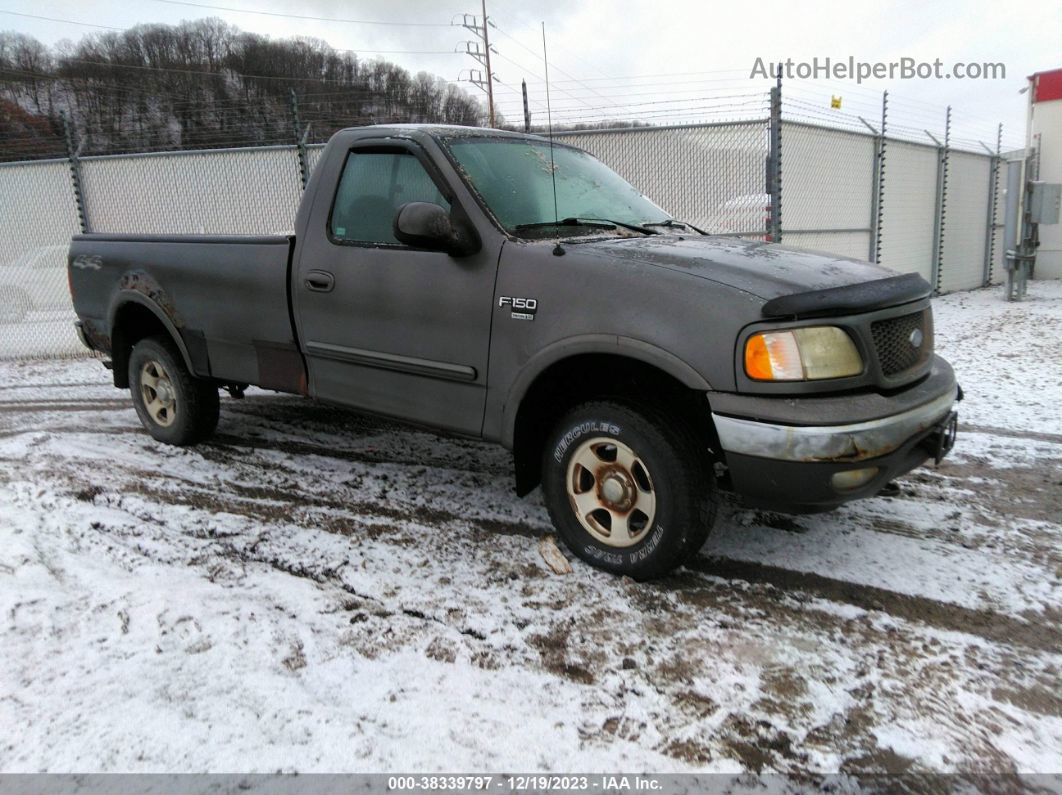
[541,400,718,580]
[129,335,219,445]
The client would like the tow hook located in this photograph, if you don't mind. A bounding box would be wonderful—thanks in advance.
[877,481,901,497]
[225,383,247,399]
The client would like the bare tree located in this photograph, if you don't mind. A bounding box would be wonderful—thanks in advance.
[0,19,488,161]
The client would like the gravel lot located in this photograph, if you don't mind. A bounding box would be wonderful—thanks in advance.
[1,282,1060,778]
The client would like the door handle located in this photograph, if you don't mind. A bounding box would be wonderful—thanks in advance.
[304,270,335,292]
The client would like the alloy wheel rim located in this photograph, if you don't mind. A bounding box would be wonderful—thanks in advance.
[140,359,177,427]
[565,436,656,547]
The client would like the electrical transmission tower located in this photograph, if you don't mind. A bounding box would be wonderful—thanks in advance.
[453,1,497,127]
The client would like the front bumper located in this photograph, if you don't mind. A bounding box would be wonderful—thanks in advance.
[710,359,959,512]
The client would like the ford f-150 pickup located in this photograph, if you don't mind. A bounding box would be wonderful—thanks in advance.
[68,124,960,579]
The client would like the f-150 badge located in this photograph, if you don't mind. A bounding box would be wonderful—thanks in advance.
[499,296,537,320]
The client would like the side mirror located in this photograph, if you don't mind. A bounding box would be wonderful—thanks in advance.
[393,202,478,256]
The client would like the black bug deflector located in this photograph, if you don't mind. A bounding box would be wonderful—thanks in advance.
[761,273,932,320]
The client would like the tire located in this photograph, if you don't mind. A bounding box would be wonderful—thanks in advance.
[541,400,718,580]
[128,335,219,445]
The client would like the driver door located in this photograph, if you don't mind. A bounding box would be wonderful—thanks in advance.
[294,142,498,435]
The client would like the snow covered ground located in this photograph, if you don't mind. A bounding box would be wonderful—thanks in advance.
[0,282,1060,778]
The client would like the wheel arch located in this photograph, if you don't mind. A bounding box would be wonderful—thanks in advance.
[108,292,196,389]
[503,337,719,496]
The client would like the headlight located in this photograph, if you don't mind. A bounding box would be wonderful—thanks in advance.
[744,326,863,381]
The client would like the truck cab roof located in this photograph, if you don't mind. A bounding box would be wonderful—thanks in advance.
[336,123,553,144]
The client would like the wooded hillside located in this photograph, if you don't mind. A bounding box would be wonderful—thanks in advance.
[0,19,486,161]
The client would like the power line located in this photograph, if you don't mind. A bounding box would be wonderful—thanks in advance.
[492,16,618,86]
[489,49,596,112]
[498,85,771,109]
[3,57,454,85]
[0,10,124,30]
[519,68,750,85]
[509,92,768,117]
[148,0,453,27]
[494,76,547,114]
[0,10,459,55]
[541,103,769,126]
[489,23,625,115]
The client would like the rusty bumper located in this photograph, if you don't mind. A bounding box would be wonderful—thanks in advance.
[712,386,957,464]
[710,366,959,513]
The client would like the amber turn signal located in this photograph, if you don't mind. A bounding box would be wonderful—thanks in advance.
[744,327,863,381]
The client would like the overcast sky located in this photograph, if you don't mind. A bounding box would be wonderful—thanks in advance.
[3,0,1058,148]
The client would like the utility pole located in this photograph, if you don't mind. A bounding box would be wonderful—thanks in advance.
[455,6,497,126]
[521,79,531,132]
[481,0,495,127]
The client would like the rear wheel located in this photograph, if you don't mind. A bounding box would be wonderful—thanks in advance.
[541,400,718,580]
[128,335,219,445]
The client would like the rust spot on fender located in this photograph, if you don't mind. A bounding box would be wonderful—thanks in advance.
[82,318,111,352]
[119,270,184,328]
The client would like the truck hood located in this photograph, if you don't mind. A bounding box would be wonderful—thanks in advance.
[575,235,895,300]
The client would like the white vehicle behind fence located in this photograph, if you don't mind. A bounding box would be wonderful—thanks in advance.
[0,245,70,324]
[711,192,773,240]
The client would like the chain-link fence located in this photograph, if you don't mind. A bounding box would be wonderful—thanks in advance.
[777,121,876,259]
[80,146,304,236]
[0,158,84,358]
[555,122,768,235]
[938,151,993,293]
[878,140,940,281]
[0,102,1018,361]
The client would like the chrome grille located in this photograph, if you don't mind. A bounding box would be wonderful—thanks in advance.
[871,309,933,376]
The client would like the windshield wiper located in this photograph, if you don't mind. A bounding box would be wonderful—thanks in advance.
[514,217,658,235]
[644,218,709,235]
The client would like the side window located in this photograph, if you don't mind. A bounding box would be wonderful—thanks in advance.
[330,150,450,245]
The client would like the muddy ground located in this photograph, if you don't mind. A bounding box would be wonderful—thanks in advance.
[0,285,1060,778]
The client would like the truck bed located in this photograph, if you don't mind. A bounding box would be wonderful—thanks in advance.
[68,234,305,393]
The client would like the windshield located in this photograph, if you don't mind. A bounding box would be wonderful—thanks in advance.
[442,136,669,237]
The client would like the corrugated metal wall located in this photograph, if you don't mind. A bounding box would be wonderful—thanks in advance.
[878,141,940,281]
[938,152,992,293]
[778,122,876,260]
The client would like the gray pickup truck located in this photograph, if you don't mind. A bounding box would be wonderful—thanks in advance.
[68,124,960,579]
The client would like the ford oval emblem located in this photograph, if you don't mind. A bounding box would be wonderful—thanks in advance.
[909,328,924,348]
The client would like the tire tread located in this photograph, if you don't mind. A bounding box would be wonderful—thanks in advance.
[129,335,219,445]
[541,398,718,579]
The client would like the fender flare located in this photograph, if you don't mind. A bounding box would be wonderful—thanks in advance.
[500,334,711,447]
[108,290,197,377]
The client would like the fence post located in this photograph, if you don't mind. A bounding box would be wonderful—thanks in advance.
[63,113,89,234]
[929,106,951,294]
[868,91,888,263]
[982,123,1002,286]
[290,89,309,189]
[767,79,782,243]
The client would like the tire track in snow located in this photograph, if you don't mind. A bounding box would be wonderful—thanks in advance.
[684,556,1060,653]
